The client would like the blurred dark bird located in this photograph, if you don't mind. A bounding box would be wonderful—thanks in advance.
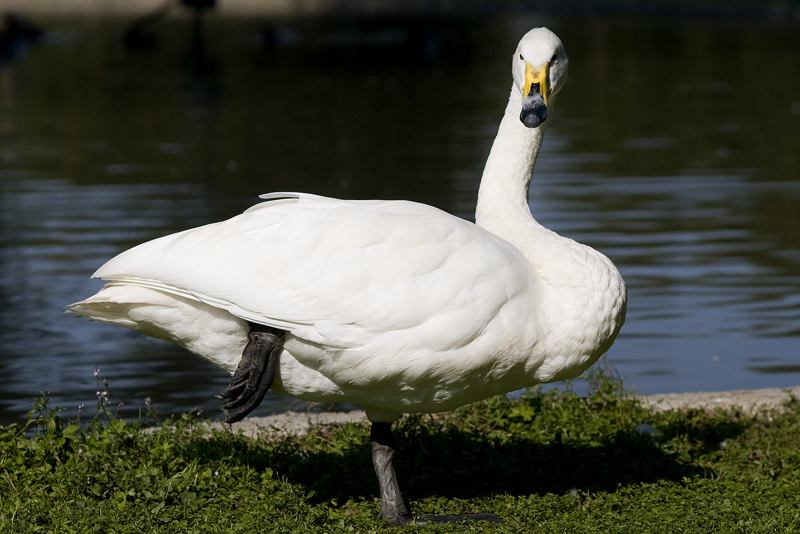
[0,13,42,65]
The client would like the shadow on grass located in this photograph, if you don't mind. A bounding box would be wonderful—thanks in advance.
[185,408,748,504]
[655,408,750,459]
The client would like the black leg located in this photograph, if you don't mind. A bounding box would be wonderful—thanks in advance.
[218,323,283,424]
[370,422,503,527]
[371,422,415,526]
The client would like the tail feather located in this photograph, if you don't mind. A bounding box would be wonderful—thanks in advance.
[69,284,248,373]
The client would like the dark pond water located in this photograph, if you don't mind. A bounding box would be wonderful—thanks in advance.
[1,11,799,425]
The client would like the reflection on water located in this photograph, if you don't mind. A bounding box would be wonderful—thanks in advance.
[0,12,798,424]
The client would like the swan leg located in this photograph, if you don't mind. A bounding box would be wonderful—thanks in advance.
[371,422,415,526]
[370,423,503,526]
[218,323,283,424]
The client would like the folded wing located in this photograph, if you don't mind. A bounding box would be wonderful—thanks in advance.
[93,194,535,354]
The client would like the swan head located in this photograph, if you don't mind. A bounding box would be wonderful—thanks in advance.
[513,27,569,129]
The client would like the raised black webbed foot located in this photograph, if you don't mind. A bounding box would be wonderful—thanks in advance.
[218,322,284,424]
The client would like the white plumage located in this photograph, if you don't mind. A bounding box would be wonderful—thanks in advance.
[70,27,626,426]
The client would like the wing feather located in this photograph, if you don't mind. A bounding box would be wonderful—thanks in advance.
[94,195,533,352]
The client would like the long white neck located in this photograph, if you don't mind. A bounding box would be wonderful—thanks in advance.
[475,84,546,241]
[475,83,627,379]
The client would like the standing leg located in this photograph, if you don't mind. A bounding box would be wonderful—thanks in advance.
[370,421,503,526]
[370,422,415,526]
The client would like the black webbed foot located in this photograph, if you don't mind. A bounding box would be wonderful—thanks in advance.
[218,323,284,424]
[415,513,503,526]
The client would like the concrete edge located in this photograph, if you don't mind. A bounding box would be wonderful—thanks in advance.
[640,385,800,414]
[205,385,800,437]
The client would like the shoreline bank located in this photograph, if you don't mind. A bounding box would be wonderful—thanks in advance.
[214,385,800,437]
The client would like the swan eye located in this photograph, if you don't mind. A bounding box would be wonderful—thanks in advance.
[519,53,524,61]
[550,52,558,63]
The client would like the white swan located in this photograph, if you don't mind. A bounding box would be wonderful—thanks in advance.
[70,27,625,525]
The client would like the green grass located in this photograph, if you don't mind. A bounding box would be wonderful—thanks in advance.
[2,369,799,533]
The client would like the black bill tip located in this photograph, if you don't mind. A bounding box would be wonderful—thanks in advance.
[519,82,547,128]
